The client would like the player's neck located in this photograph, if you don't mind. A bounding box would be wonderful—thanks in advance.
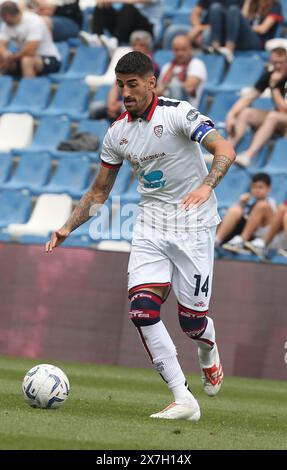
[131,92,154,118]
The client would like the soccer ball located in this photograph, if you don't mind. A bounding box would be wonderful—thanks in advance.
[22,364,70,409]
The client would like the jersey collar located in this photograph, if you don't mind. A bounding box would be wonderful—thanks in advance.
[127,93,158,122]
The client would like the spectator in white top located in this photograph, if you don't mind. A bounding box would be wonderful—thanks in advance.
[31,0,83,42]
[0,1,61,77]
[156,35,207,109]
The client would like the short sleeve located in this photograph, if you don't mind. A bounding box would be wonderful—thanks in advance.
[100,129,123,169]
[187,58,207,81]
[0,24,9,42]
[173,101,214,144]
[267,3,283,22]
[25,18,43,42]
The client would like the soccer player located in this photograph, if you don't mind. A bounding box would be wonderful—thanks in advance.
[46,51,236,421]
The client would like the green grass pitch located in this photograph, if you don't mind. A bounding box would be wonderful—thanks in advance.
[0,356,286,450]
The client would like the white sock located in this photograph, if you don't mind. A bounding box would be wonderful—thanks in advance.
[139,321,195,403]
[195,317,216,367]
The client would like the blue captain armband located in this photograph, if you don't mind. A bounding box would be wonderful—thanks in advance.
[191,122,214,143]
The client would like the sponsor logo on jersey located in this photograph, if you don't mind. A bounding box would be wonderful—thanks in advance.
[186,109,200,122]
[119,137,128,145]
[139,152,166,163]
[140,170,166,188]
[154,125,163,138]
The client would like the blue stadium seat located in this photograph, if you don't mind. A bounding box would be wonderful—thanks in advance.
[262,138,287,172]
[49,42,70,81]
[0,152,51,192]
[51,45,109,81]
[39,80,90,120]
[179,0,197,9]
[164,0,180,14]
[51,119,109,159]
[0,232,12,241]
[0,189,32,228]
[153,49,173,70]
[41,155,91,198]
[93,84,112,102]
[165,11,191,25]
[0,153,13,183]
[214,166,251,209]
[215,56,264,93]
[198,54,226,94]
[268,171,287,204]
[0,76,13,108]
[208,92,238,127]
[77,119,109,143]
[0,77,52,117]
[14,116,71,156]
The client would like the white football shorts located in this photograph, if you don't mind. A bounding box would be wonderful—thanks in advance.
[128,225,217,311]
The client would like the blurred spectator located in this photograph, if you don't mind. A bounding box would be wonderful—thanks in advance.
[32,0,83,42]
[80,0,163,55]
[89,30,159,122]
[215,172,276,252]
[156,34,207,108]
[0,1,61,77]
[246,201,287,257]
[226,46,287,167]
[204,0,283,62]
[162,0,243,51]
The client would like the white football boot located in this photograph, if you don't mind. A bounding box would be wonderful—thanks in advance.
[150,398,200,421]
[199,343,224,397]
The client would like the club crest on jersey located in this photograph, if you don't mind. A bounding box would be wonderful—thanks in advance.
[119,137,128,145]
[186,109,199,122]
[154,125,163,138]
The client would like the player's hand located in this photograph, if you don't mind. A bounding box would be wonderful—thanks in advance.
[181,184,212,210]
[45,228,70,253]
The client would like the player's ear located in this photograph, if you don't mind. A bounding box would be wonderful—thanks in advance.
[148,75,156,90]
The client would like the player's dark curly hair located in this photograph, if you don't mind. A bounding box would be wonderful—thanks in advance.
[115,51,154,76]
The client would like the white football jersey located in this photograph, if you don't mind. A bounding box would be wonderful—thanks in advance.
[101,95,221,233]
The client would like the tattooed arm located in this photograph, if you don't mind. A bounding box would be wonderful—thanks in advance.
[46,165,120,252]
[182,129,236,209]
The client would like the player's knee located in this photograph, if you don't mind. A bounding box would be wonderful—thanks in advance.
[129,290,162,327]
[178,303,208,340]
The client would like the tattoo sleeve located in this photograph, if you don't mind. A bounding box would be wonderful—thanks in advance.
[201,129,235,189]
[203,155,233,189]
[62,167,119,233]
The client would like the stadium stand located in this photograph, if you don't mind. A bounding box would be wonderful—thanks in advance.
[85,46,131,90]
[211,56,264,93]
[0,114,34,152]
[0,0,285,262]
[39,155,91,199]
[0,152,52,193]
[14,117,71,156]
[0,78,52,118]
[0,76,13,108]
[0,153,13,184]
[0,189,32,228]
[39,80,90,120]
[7,193,73,238]
[51,45,109,81]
